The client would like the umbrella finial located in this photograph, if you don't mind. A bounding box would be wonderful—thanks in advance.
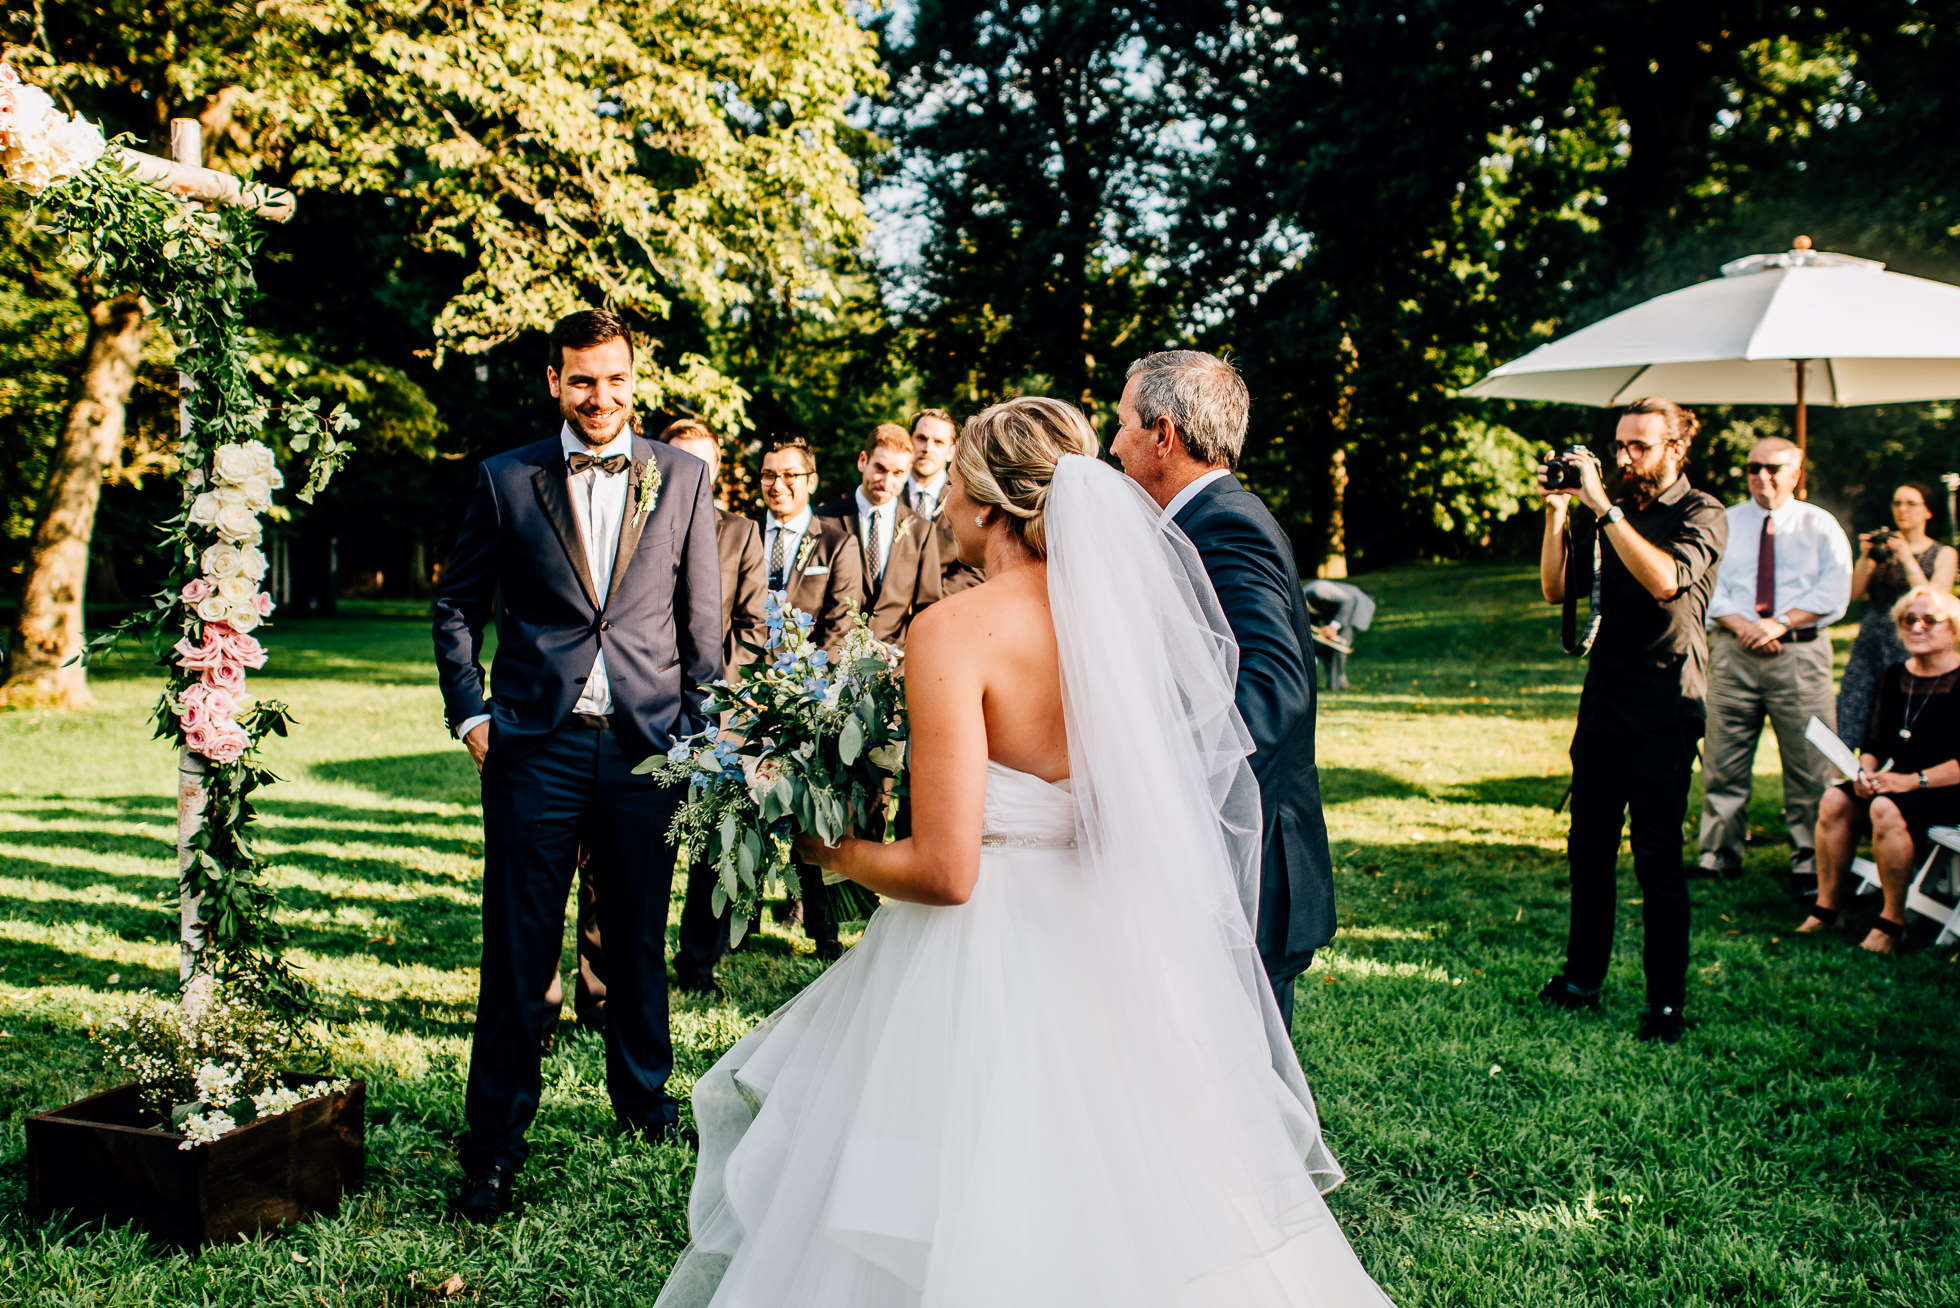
[1793,234,1813,251]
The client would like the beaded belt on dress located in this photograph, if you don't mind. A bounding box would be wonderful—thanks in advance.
[980,832,1077,849]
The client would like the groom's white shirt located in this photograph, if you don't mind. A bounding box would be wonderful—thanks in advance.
[1158,468,1233,523]
[454,422,631,739]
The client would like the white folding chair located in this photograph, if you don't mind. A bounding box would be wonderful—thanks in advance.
[1906,826,1960,947]
[1849,856,1884,897]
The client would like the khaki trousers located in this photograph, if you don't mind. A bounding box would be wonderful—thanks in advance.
[1697,628,1837,871]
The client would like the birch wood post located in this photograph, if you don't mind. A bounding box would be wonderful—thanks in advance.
[171,118,210,998]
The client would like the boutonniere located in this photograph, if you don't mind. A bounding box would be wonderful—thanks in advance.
[634,458,661,525]
[792,532,816,574]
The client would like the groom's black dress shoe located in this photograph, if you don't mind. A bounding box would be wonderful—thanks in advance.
[457,1166,514,1224]
[1537,975,1601,1011]
[1637,1004,1687,1044]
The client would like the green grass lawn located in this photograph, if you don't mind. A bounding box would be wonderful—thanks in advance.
[1,573,1956,1306]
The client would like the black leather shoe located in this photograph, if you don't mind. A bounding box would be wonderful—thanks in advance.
[457,1166,514,1224]
[1637,1004,1687,1043]
[1538,974,1601,1010]
[622,1117,696,1150]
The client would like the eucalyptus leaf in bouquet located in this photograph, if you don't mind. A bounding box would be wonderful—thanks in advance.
[636,594,907,944]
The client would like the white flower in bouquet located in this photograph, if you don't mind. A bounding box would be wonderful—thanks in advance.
[868,742,907,775]
[237,544,269,581]
[743,756,785,808]
[214,501,261,543]
[201,542,245,579]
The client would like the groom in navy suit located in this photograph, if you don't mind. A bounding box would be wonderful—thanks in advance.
[433,309,721,1221]
[1111,350,1337,1029]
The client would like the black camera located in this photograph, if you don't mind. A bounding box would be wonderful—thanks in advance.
[1540,445,1590,492]
[1867,525,1900,551]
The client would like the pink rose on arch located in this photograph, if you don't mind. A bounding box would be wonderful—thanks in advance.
[174,626,227,672]
[178,696,207,731]
[203,662,247,696]
[204,722,250,765]
[181,578,214,605]
[183,720,216,755]
[253,592,275,618]
[218,628,268,669]
[182,681,239,722]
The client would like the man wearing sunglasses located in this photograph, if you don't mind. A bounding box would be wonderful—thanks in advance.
[1697,437,1852,899]
[1536,396,1727,1043]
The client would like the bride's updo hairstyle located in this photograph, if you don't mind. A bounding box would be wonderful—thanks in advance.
[955,397,1099,559]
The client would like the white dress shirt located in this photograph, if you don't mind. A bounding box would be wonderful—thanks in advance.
[1159,468,1233,523]
[907,472,947,520]
[455,423,632,740]
[856,487,898,582]
[765,505,815,588]
[1705,496,1853,629]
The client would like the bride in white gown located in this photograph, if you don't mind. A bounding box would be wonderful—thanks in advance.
[655,398,1394,1307]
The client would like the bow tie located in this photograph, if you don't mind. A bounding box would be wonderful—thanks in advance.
[568,451,630,476]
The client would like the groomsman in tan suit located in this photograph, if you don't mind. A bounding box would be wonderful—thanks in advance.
[817,424,945,650]
[756,436,862,959]
[903,409,981,596]
[660,420,770,679]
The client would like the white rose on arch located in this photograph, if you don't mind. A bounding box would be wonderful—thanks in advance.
[212,444,258,485]
[187,492,222,527]
[215,575,257,605]
[201,542,244,579]
[243,441,278,480]
[195,593,231,625]
[238,475,273,513]
[237,545,268,581]
[226,606,263,634]
[214,502,261,543]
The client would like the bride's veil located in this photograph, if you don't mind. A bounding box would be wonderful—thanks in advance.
[1045,454,1342,1191]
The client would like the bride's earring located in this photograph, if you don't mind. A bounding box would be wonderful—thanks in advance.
[974,513,987,528]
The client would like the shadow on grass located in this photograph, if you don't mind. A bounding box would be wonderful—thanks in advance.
[307,752,479,805]
[1320,767,1428,803]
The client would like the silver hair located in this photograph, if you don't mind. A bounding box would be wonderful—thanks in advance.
[1125,351,1249,469]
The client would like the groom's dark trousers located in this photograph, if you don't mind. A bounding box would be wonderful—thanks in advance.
[435,430,721,1176]
[1174,474,1338,1030]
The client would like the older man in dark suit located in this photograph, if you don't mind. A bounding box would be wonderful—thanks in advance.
[817,423,944,649]
[433,309,721,1222]
[1111,350,1336,1029]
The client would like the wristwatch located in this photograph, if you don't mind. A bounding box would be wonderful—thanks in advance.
[1920,771,1930,789]
[1601,504,1626,526]
[1772,611,1793,630]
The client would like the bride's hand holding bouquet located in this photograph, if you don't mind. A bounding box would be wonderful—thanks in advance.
[635,593,906,944]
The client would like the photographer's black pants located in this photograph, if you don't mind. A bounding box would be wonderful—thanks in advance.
[1562,723,1700,1009]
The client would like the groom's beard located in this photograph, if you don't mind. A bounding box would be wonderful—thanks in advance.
[561,398,631,448]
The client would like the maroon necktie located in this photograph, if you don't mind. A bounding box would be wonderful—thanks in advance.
[1755,516,1776,617]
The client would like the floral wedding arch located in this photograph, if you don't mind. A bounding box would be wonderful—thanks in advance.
[3,64,353,1021]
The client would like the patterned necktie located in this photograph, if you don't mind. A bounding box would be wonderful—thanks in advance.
[866,509,883,586]
[1755,516,1776,617]
[769,524,787,589]
[568,451,629,476]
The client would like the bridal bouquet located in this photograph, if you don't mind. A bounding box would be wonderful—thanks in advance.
[636,595,907,944]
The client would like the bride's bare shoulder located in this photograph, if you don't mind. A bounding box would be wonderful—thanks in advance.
[906,574,1048,662]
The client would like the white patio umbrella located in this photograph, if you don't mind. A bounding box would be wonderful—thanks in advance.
[1463,237,1960,451]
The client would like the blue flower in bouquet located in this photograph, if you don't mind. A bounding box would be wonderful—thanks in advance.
[795,610,814,631]
[764,592,786,633]
[811,650,829,668]
[667,741,692,762]
[804,676,829,700]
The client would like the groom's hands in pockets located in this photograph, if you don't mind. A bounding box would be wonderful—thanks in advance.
[465,722,491,773]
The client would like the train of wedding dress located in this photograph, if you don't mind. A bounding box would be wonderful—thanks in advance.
[655,456,1394,1307]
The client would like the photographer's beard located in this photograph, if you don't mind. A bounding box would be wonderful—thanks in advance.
[1616,462,1670,507]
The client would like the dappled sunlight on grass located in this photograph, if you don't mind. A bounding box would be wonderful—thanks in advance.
[0,569,1954,1304]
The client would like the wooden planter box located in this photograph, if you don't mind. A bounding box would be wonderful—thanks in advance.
[26,1074,365,1248]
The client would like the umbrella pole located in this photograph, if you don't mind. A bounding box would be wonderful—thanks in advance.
[1793,359,1809,500]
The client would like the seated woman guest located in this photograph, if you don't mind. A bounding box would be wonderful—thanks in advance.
[1836,482,1959,749]
[1804,585,1960,952]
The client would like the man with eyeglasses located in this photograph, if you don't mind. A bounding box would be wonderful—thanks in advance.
[754,435,863,960]
[1536,396,1727,1043]
[1697,437,1852,899]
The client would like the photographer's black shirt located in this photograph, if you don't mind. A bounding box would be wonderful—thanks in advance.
[1577,475,1728,734]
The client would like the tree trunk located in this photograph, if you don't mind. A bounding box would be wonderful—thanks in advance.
[1317,442,1350,580]
[2,292,150,709]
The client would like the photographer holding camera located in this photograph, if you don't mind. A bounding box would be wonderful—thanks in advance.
[1537,397,1727,1043]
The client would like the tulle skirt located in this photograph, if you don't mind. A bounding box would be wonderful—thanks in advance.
[656,841,1395,1307]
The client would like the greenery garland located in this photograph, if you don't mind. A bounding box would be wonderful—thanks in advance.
[27,148,356,1024]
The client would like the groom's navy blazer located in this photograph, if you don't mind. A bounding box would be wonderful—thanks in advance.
[1175,475,1337,980]
[433,432,722,768]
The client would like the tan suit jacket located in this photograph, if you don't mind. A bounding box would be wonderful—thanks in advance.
[717,509,769,679]
[757,510,865,655]
[815,496,942,649]
[900,480,982,596]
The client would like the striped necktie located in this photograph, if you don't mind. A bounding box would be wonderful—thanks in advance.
[769,524,787,589]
